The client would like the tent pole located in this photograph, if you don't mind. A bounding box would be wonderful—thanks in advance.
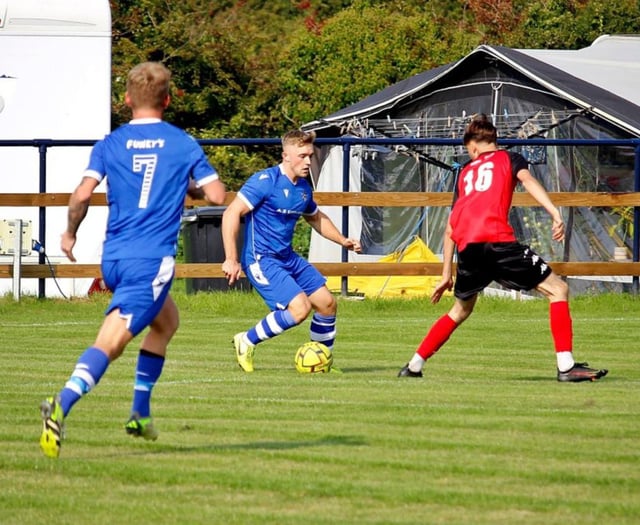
[38,141,50,299]
[633,142,640,294]
[340,140,351,297]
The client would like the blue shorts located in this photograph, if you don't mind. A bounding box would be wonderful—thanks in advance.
[243,253,326,311]
[101,256,175,337]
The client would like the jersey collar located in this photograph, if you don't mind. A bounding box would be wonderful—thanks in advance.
[129,118,162,125]
[279,163,298,184]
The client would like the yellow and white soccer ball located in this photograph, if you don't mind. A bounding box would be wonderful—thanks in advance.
[294,341,333,374]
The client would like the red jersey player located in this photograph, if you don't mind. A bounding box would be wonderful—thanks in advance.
[398,113,608,382]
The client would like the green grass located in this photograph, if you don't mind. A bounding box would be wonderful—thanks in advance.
[1,290,639,525]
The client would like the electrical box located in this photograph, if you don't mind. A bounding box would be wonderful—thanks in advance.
[0,219,32,255]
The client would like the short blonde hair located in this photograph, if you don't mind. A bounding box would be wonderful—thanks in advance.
[282,130,316,149]
[126,62,171,110]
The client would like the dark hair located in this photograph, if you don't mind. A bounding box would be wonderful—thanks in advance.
[463,114,497,145]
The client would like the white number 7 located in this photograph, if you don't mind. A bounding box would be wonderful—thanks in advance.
[133,154,158,208]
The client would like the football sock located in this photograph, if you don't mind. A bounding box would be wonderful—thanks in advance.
[550,301,574,372]
[550,300,573,350]
[131,349,165,418]
[408,354,425,372]
[246,310,298,345]
[415,314,458,361]
[59,346,110,416]
[556,351,575,373]
[309,313,336,350]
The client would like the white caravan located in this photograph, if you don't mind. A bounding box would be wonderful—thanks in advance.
[0,0,111,297]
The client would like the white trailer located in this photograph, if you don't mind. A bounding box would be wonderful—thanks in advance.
[0,0,111,297]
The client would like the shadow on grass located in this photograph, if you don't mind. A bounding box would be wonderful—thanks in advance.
[112,434,368,457]
[514,374,614,382]
[218,434,367,451]
[336,367,391,374]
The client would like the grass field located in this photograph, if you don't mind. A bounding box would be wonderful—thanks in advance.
[1,290,639,525]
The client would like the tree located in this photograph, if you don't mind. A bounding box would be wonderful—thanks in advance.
[107,0,640,188]
[505,0,640,48]
[274,2,482,126]
[110,0,254,131]
[466,0,522,42]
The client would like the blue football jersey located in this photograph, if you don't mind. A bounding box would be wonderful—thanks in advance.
[238,164,317,263]
[85,119,218,260]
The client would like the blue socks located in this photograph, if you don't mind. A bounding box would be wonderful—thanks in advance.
[245,311,337,349]
[310,313,336,349]
[131,350,165,418]
[246,310,298,345]
[57,347,164,420]
[59,346,110,416]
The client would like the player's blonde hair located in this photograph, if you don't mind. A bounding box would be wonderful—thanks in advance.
[126,62,171,111]
[282,129,316,149]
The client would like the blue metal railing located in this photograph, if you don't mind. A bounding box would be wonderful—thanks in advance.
[2,136,640,297]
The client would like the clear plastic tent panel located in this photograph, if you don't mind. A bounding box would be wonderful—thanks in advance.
[358,146,455,256]
[350,96,636,293]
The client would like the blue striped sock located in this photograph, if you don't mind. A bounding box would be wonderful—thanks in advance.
[59,346,110,416]
[246,310,298,345]
[131,350,165,418]
[310,313,336,349]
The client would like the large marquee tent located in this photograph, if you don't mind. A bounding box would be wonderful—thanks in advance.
[303,35,640,295]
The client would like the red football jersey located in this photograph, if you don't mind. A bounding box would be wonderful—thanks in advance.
[449,150,528,252]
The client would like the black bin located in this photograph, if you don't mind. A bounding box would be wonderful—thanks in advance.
[181,206,250,293]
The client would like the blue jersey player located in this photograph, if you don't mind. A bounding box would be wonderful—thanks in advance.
[39,62,226,458]
[222,130,361,372]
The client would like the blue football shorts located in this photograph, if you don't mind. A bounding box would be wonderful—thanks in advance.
[101,256,175,336]
[244,253,326,311]
[454,242,552,300]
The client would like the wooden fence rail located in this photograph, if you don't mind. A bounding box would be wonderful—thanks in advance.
[3,191,640,207]
[2,192,640,279]
[2,262,640,280]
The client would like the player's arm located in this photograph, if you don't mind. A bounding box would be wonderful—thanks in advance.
[304,210,362,253]
[517,169,565,242]
[187,177,226,204]
[431,219,455,304]
[187,179,205,200]
[61,176,100,262]
[188,143,226,204]
[221,197,249,285]
[198,178,226,205]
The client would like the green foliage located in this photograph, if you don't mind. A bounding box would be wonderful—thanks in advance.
[196,128,281,191]
[608,206,634,245]
[277,2,482,125]
[109,0,640,133]
[507,0,640,48]
[108,0,640,180]
[111,0,296,131]
[293,219,312,257]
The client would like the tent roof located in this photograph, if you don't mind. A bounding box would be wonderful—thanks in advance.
[305,35,640,137]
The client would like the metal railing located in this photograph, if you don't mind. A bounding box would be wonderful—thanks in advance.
[2,136,640,297]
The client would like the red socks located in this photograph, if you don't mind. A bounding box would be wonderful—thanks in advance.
[416,314,458,359]
[415,302,572,361]
[550,301,573,352]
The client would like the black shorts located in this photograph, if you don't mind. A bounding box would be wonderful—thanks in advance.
[454,242,552,300]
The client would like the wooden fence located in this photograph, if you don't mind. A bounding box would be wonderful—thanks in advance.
[2,191,640,281]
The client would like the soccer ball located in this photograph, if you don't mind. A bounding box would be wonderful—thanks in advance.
[294,341,333,374]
